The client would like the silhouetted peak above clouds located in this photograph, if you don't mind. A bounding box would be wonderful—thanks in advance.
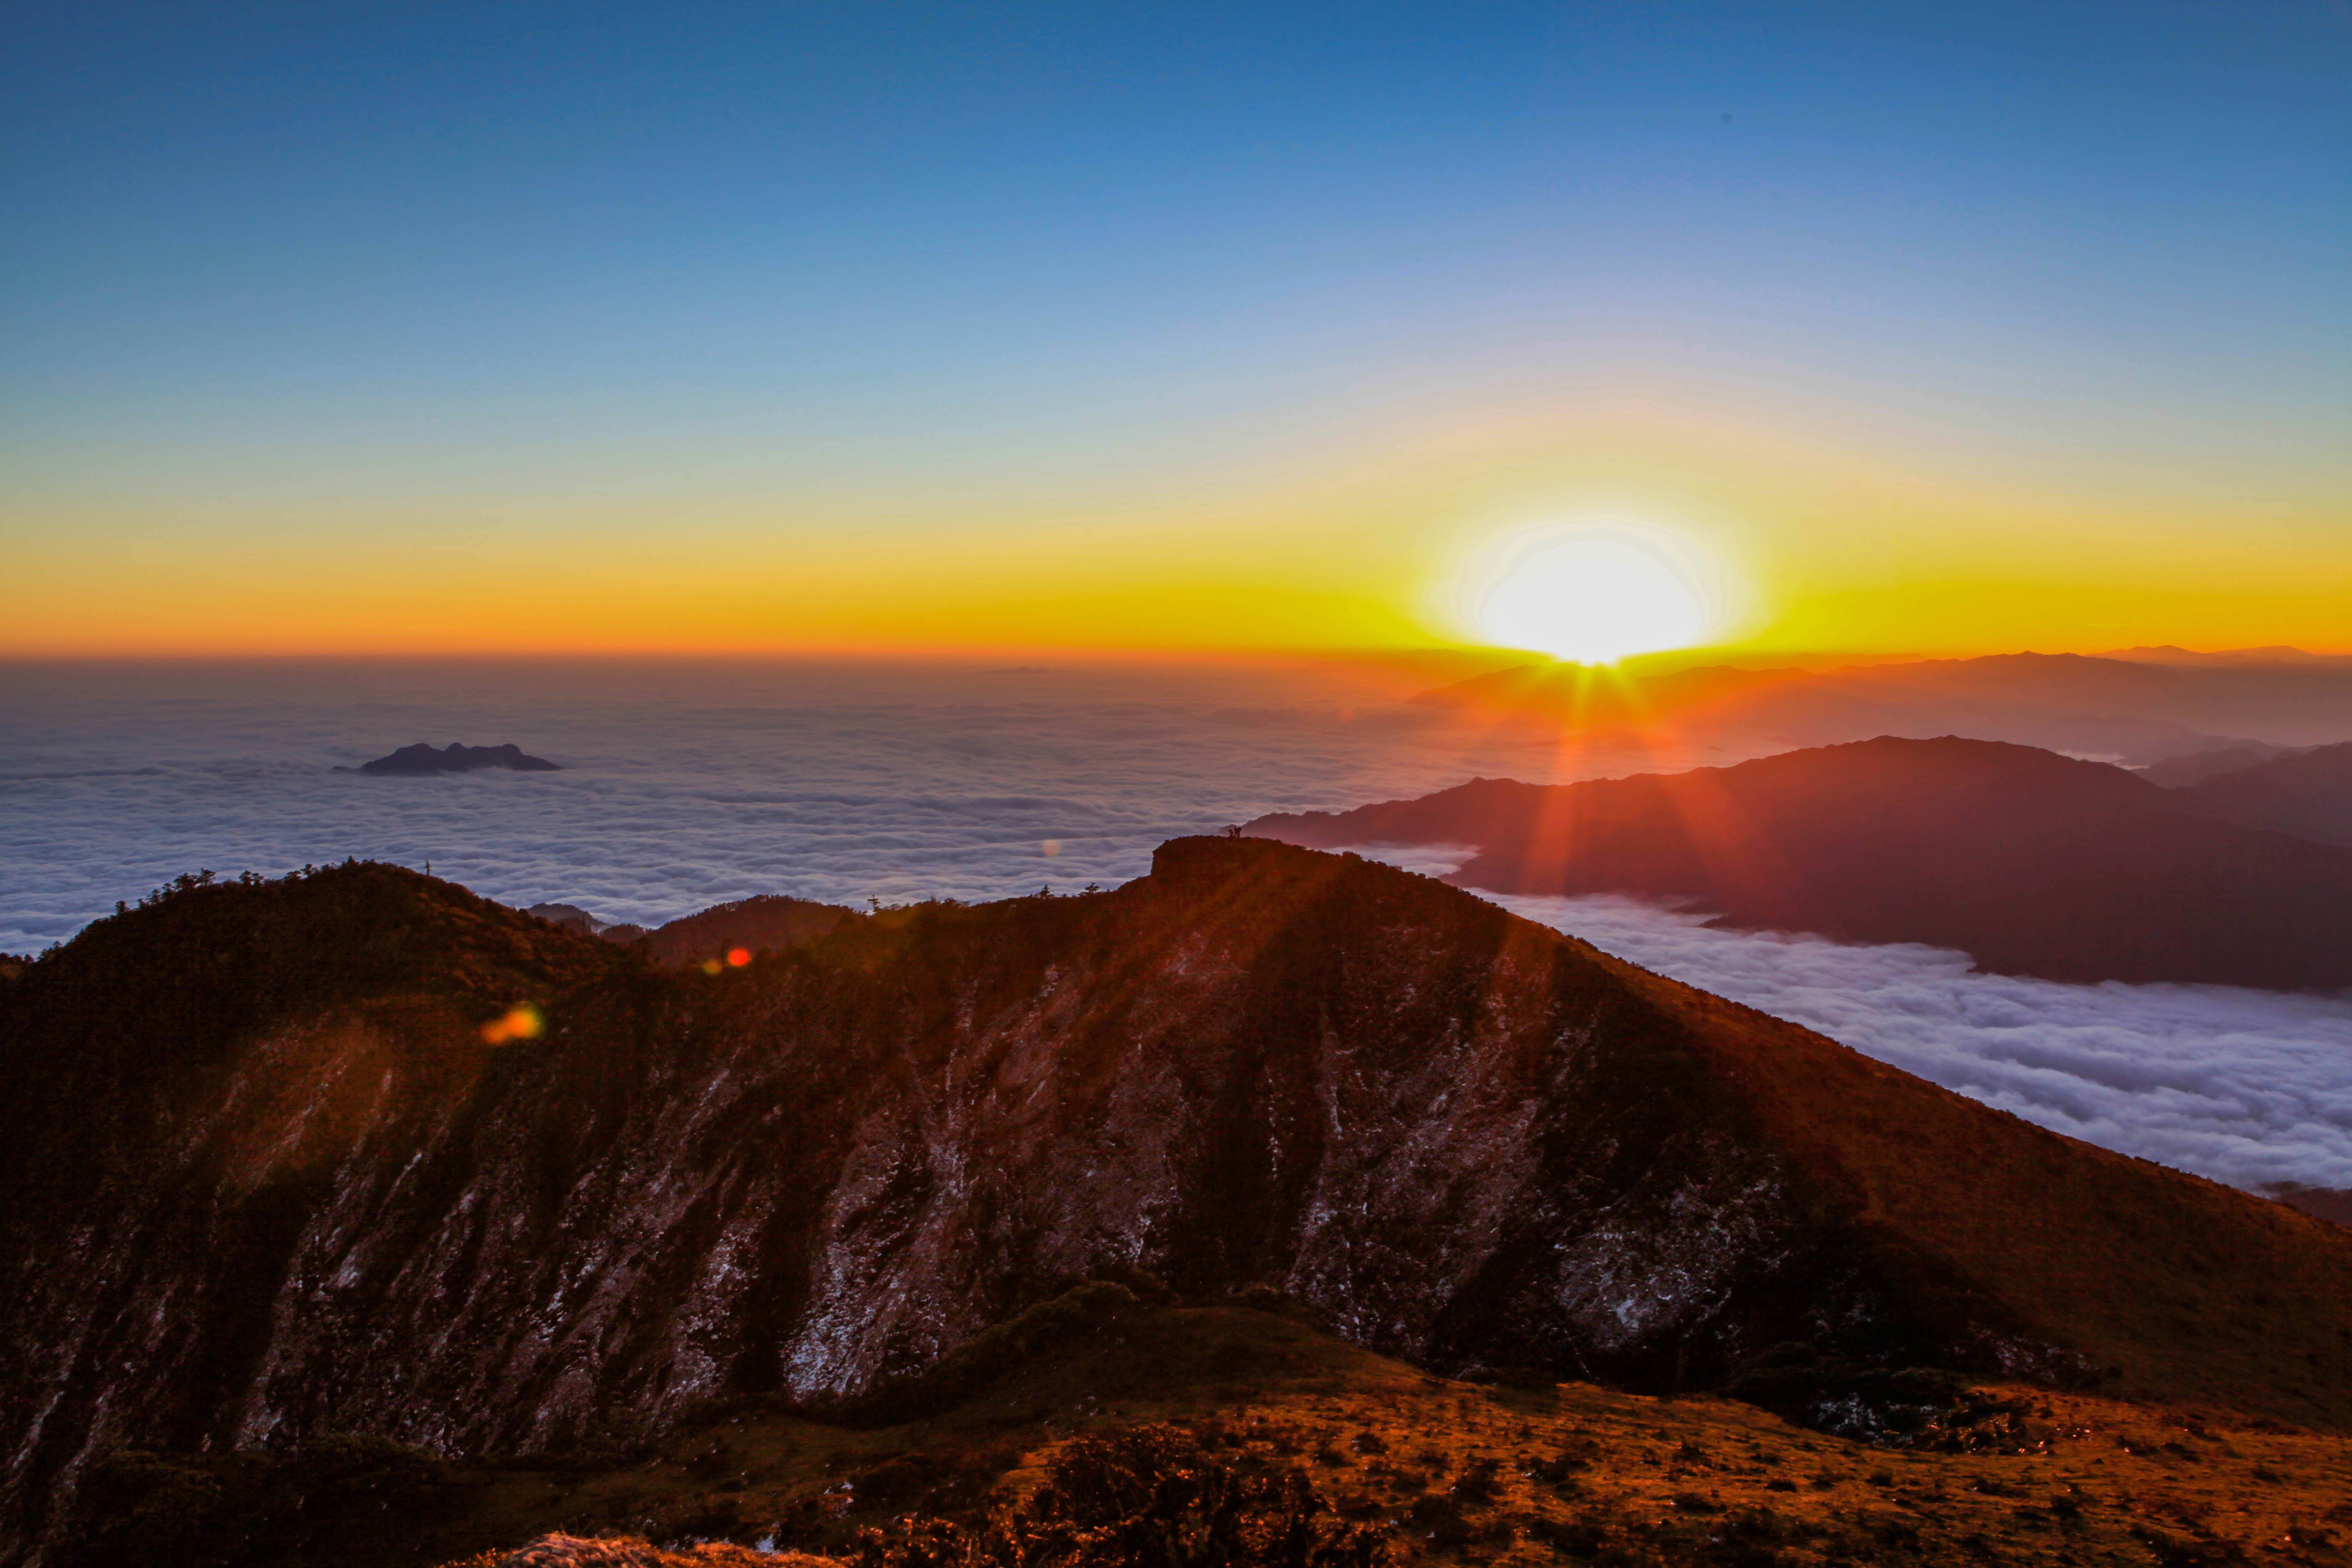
[344,742,561,775]
[1248,734,2352,989]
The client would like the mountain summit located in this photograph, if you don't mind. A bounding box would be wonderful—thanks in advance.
[3,844,2349,1557]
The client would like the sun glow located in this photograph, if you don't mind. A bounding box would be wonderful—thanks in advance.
[1470,534,1710,663]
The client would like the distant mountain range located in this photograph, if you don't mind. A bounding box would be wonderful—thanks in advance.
[2100,644,2352,667]
[4,844,2348,1558]
[2134,738,2311,788]
[1247,735,2352,989]
[1417,650,2352,761]
[2168,739,2352,847]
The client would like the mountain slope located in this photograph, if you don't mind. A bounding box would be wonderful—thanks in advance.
[2174,739,2352,846]
[4,846,2351,1560]
[1246,735,2352,988]
[2135,739,2308,788]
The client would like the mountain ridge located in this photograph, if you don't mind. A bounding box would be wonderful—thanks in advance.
[5,845,2351,1559]
[1245,735,2352,988]
[2174,739,2352,846]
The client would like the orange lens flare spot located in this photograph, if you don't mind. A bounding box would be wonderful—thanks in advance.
[725,946,752,967]
[479,1003,545,1044]
[700,959,723,975]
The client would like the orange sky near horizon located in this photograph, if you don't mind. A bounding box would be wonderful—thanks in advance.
[8,402,2348,662]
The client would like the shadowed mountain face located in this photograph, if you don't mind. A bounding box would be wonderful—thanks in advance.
[1247,736,2352,990]
[2136,739,2309,788]
[353,742,561,774]
[4,846,2352,1560]
[2174,740,2352,847]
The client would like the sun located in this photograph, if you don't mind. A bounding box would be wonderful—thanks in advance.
[1473,536,1708,663]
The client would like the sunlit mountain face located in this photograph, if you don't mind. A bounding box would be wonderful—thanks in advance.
[7,5,2352,1566]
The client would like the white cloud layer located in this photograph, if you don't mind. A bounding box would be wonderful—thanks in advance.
[0,658,1719,954]
[1483,887,2352,1195]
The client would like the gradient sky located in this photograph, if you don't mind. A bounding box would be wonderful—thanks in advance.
[4,2,2347,656]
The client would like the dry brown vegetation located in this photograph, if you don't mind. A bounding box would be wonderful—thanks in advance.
[54,1298,2351,1568]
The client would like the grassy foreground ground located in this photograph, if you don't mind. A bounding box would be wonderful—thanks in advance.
[65,1295,2352,1568]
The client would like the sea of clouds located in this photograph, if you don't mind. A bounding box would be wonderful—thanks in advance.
[0,656,1674,953]
[6,657,2347,1199]
[1350,843,2352,1193]
[1491,890,2352,1195]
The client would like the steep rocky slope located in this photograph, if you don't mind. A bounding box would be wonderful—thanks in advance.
[5,843,2350,1563]
[1246,735,2352,987]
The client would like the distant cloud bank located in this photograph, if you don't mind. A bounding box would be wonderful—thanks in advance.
[1491,889,2352,1195]
[0,658,1702,954]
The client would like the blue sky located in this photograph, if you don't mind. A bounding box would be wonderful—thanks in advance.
[4,2,2347,652]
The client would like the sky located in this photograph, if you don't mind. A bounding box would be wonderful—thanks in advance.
[4,1,2348,657]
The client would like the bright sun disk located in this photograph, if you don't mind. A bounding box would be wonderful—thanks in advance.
[1475,538,1707,663]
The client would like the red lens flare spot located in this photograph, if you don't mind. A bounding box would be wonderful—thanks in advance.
[480,1003,544,1044]
[725,946,752,967]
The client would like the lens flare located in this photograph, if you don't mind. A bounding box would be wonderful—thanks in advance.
[726,946,752,967]
[480,1003,544,1044]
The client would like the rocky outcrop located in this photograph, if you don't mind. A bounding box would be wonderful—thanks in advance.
[4,843,2351,1563]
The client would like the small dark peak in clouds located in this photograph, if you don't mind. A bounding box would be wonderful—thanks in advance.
[343,742,561,775]
[524,902,602,935]
[2267,1184,2352,1230]
[637,893,859,966]
[1250,734,2352,990]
